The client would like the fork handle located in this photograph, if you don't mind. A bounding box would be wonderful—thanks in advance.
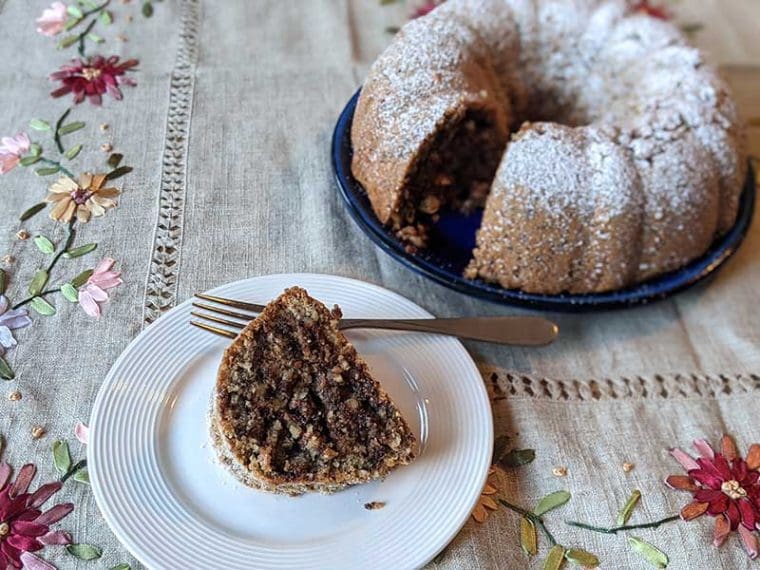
[338,316,558,346]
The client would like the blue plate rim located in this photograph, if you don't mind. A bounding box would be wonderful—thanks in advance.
[332,89,756,312]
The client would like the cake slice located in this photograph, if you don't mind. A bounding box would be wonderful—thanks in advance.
[210,287,417,495]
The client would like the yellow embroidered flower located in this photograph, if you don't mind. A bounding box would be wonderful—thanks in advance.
[471,467,500,523]
[46,173,120,223]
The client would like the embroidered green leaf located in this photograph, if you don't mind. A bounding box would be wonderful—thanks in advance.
[58,34,81,49]
[142,1,154,17]
[107,152,123,168]
[73,466,90,485]
[65,144,83,159]
[19,155,42,166]
[20,202,47,221]
[67,543,102,561]
[499,448,536,468]
[52,440,72,474]
[58,121,86,135]
[87,33,104,43]
[30,143,42,156]
[35,165,60,177]
[100,10,113,25]
[543,545,566,570]
[520,517,537,556]
[63,243,97,259]
[617,489,642,526]
[0,268,5,295]
[61,283,79,303]
[30,297,56,316]
[110,565,131,570]
[71,269,94,288]
[34,236,56,255]
[79,0,99,9]
[629,537,668,568]
[28,270,49,296]
[534,490,572,516]
[106,165,133,180]
[64,17,82,31]
[0,356,14,381]
[29,119,51,131]
[492,435,510,464]
[67,4,83,18]
[564,548,599,567]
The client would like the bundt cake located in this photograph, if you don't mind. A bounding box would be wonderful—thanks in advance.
[350,0,747,294]
[210,287,416,495]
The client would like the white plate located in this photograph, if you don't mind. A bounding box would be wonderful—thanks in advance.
[89,274,493,569]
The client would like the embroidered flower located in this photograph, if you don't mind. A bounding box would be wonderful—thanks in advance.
[45,173,120,223]
[50,56,138,105]
[0,133,31,175]
[471,468,499,523]
[411,1,439,19]
[631,1,672,20]
[0,296,32,358]
[0,462,74,569]
[74,423,89,446]
[78,258,122,318]
[666,435,760,559]
[35,2,68,37]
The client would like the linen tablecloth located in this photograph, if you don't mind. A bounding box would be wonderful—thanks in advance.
[1,1,758,568]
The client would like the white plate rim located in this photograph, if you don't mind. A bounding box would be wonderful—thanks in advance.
[89,273,493,569]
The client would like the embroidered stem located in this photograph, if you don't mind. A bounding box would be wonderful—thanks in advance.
[499,499,558,546]
[39,157,75,179]
[60,459,87,483]
[565,515,681,534]
[12,220,76,310]
[82,0,110,18]
[53,108,72,155]
[77,18,98,56]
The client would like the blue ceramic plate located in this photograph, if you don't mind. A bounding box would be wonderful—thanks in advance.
[332,90,756,312]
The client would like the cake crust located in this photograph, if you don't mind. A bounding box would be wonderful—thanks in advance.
[211,287,416,495]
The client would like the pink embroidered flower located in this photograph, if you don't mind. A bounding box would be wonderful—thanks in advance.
[631,1,672,20]
[50,56,138,105]
[0,463,74,569]
[411,1,440,19]
[666,435,760,559]
[0,295,32,357]
[0,133,31,175]
[78,258,123,318]
[35,2,68,37]
[74,423,89,446]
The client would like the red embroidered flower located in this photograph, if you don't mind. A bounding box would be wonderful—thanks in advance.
[50,56,138,105]
[411,1,440,19]
[0,462,73,569]
[631,1,672,20]
[666,435,760,559]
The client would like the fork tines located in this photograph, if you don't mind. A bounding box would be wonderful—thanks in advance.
[189,293,264,339]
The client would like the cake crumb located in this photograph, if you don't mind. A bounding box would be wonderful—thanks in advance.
[31,425,45,439]
[364,501,386,510]
[552,466,568,477]
[8,391,22,402]
[16,230,29,241]
[622,462,635,473]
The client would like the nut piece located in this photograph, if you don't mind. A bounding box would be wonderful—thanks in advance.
[31,425,45,439]
[622,462,635,473]
[8,391,22,402]
[418,195,441,215]
[2,255,15,265]
[100,123,110,132]
[100,143,113,152]
[16,230,30,241]
[364,501,386,510]
[552,466,568,477]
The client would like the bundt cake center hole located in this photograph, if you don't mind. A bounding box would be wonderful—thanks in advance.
[401,109,506,224]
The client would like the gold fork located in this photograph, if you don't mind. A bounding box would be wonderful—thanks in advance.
[190,292,559,346]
